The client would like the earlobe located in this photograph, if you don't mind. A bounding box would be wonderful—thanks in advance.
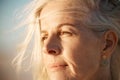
[102,30,118,58]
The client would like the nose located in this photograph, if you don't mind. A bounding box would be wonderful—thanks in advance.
[42,36,61,56]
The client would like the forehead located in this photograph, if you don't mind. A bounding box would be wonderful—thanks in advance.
[40,0,88,14]
[40,0,91,21]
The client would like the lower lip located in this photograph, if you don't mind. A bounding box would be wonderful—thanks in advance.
[50,65,68,71]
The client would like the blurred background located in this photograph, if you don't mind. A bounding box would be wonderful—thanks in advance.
[0,0,120,80]
[0,0,32,80]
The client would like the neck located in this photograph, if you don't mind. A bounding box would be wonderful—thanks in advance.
[90,64,112,80]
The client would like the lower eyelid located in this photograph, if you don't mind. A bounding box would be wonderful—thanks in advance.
[60,31,73,36]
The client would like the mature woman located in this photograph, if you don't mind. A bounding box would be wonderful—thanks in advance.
[13,0,120,80]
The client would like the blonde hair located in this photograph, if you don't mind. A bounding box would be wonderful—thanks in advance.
[12,0,120,80]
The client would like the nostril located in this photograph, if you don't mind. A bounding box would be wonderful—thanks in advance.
[48,50,58,55]
[49,50,55,53]
[43,44,61,56]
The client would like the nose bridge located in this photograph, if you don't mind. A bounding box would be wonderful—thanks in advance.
[43,34,61,55]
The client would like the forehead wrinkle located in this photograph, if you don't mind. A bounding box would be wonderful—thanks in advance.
[39,8,89,20]
[39,0,96,31]
[39,13,91,32]
[39,10,91,32]
[39,0,91,20]
[39,10,91,28]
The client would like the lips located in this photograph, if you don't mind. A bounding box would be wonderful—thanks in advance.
[49,63,68,71]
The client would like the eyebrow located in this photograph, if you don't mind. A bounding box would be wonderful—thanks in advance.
[58,23,75,28]
[41,30,47,34]
[41,23,76,31]
[40,22,80,35]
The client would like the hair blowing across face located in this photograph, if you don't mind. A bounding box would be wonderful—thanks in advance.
[12,0,120,80]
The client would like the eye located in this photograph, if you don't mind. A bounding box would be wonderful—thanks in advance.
[41,36,47,41]
[59,31,72,37]
[41,34,48,41]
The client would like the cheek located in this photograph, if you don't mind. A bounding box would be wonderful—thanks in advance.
[42,54,52,66]
[62,35,101,77]
[64,43,100,66]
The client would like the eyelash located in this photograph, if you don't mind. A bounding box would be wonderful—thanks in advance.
[41,36,48,41]
[59,31,72,36]
[41,31,72,41]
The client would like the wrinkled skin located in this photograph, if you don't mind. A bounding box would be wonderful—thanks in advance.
[40,0,117,80]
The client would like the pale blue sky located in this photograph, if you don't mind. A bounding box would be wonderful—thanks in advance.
[0,0,31,54]
[0,1,33,79]
[0,0,30,30]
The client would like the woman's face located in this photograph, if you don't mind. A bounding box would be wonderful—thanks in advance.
[40,1,102,80]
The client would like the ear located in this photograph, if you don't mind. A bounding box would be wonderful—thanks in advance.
[101,30,118,58]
